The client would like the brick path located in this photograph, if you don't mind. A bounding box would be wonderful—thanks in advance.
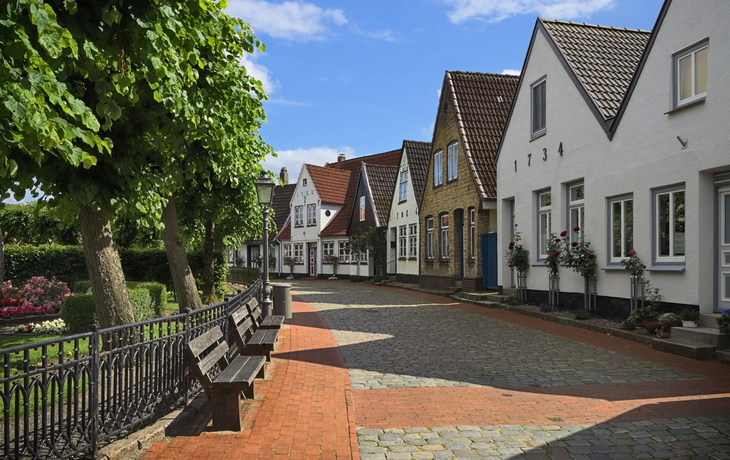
[144,281,730,460]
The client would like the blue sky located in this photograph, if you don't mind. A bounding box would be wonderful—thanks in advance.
[228,0,665,182]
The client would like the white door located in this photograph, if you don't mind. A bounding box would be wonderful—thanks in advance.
[719,187,730,311]
[309,245,317,277]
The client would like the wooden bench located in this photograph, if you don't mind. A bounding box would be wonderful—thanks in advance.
[229,307,279,362]
[247,297,285,329]
[187,327,266,431]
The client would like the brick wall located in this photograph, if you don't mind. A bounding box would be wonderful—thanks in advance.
[419,275,455,291]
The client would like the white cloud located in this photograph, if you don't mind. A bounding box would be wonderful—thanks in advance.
[502,69,521,75]
[262,146,356,183]
[441,0,615,24]
[239,52,278,94]
[365,30,397,42]
[226,0,348,40]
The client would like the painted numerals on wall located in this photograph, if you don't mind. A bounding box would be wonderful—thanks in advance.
[513,142,564,172]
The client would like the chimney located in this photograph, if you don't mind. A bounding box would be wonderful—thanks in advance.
[337,153,346,163]
[279,167,289,184]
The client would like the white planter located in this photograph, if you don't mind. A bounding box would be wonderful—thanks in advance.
[682,320,698,328]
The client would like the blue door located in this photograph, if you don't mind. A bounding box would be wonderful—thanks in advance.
[482,232,498,290]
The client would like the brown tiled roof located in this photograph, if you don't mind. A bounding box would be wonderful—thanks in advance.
[243,183,295,244]
[363,164,398,227]
[541,19,651,119]
[401,140,431,210]
[320,149,401,237]
[446,71,519,199]
[305,164,351,205]
[275,217,291,241]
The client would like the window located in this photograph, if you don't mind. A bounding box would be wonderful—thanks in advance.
[293,243,303,263]
[537,190,551,259]
[531,78,546,136]
[294,206,303,227]
[359,196,365,221]
[425,218,434,260]
[433,150,443,186]
[307,204,316,226]
[283,243,292,259]
[610,196,633,262]
[338,241,350,263]
[655,186,685,262]
[674,40,708,107]
[468,208,476,258]
[323,241,334,257]
[398,225,407,258]
[440,213,449,260]
[447,142,458,182]
[408,224,417,258]
[568,183,585,241]
[399,170,408,202]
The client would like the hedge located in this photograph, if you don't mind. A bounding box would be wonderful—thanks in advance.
[62,288,155,333]
[73,281,168,317]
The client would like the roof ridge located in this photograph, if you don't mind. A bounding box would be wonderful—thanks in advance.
[305,163,351,174]
[540,18,651,34]
[446,70,520,79]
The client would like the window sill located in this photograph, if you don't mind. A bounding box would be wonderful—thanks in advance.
[433,184,443,189]
[398,257,407,261]
[306,224,317,227]
[666,96,705,114]
[531,261,547,267]
[447,178,458,184]
[467,257,476,262]
[440,258,450,261]
[398,200,407,204]
[647,264,686,272]
[601,264,627,271]
[425,258,435,263]
[530,131,547,142]
[408,257,417,260]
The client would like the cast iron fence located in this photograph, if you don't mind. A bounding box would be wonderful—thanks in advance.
[0,277,262,460]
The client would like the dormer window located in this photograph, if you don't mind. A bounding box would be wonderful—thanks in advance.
[303,179,307,186]
[674,40,708,108]
[531,77,546,137]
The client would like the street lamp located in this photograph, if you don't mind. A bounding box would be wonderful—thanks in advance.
[255,171,275,317]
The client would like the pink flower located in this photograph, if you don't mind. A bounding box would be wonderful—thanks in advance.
[560,231,567,237]
[555,239,561,243]
[588,254,595,259]
[573,226,580,232]
[572,242,578,247]
[508,243,514,250]
[628,249,636,256]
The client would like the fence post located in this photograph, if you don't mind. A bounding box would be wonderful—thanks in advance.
[89,324,100,459]
[183,308,191,405]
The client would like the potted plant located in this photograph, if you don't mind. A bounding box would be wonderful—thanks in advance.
[679,309,700,328]
[324,254,339,279]
[636,280,662,334]
[715,309,730,333]
[656,312,682,337]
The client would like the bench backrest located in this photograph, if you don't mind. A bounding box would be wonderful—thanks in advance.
[187,327,230,393]
[247,299,263,327]
[229,307,256,352]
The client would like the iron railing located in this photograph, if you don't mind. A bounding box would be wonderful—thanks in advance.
[0,277,262,459]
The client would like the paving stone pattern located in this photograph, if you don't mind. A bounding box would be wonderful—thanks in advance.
[357,418,730,459]
[294,283,699,390]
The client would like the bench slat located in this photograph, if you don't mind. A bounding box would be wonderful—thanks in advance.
[189,327,224,358]
[247,329,278,347]
[260,315,285,329]
[212,356,266,388]
[196,338,229,375]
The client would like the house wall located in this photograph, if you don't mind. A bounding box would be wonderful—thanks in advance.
[420,85,492,290]
[288,166,323,277]
[497,2,730,315]
[387,149,420,284]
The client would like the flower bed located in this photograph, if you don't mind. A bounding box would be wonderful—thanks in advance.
[0,276,71,320]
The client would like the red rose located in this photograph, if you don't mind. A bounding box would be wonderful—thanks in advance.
[573,226,580,232]
[588,254,595,259]
[508,243,514,249]
[628,249,636,256]
[560,231,567,237]
[572,242,578,247]
[555,239,561,243]
[554,251,560,256]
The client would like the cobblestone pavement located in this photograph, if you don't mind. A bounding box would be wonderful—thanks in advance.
[293,282,698,390]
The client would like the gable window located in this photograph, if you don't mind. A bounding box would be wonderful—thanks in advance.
[408,224,417,258]
[323,241,334,257]
[338,240,350,263]
[433,150,443,187]
[293,243,303,263]
[568,182,585,241]
[447,142,458,182]
[674,40,708,108]
[468,207,476,259]
[398,225,407,258]
[531,78,546,136]
[609,195,633,262]
[537,190,551,260]
[425,217,434,260]
[359,196,366,221]
[655,186,685,262]
[439,213,449,260]
[307,204,316,226]
[294,206,303,227]
[399,170,408,202]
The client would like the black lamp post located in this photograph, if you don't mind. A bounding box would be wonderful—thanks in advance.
[255,171,275,317]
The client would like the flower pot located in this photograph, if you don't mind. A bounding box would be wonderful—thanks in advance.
[642,318,659,334]
[682,320,698,328]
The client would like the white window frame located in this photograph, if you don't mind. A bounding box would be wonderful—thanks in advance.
[307,203,316,226]
[398,225,407,258]
[654,185,686,263]
[359,196,366,221]
[531,78,546,136]
[338,240,350,263]
[439,213,449,260]
[323,241,334,257]
[399,170,408,202]
[283,243,292,259]
[294,205,303,227]
[468,208,476,259]
[537,190,551,260]
[447,141,458,182]
[425,217,434,260]
[408,224,417,258]
[293,243,303,263]
[674,40,708,108]
[609,195,633,263]
[433,150,443,187]
[568,182,585,241]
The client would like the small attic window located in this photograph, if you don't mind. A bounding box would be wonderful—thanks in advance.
[303,179,307,186]
[497,96,504,103]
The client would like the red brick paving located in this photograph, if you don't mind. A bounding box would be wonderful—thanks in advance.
[143,283,730,460]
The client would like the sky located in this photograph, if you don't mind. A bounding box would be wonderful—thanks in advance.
[228,0,666,182]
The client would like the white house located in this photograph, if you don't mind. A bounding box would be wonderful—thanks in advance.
[496,0,730,316]
[386,140,431,284]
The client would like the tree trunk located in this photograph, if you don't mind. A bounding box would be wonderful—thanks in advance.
[201,219,217,304]
[161,196,203,312]
[78,204,136,328]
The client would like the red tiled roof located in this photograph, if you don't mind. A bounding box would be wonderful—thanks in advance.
[320,149,401,237]
[305,164,351,205]
[275,217,291,241]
